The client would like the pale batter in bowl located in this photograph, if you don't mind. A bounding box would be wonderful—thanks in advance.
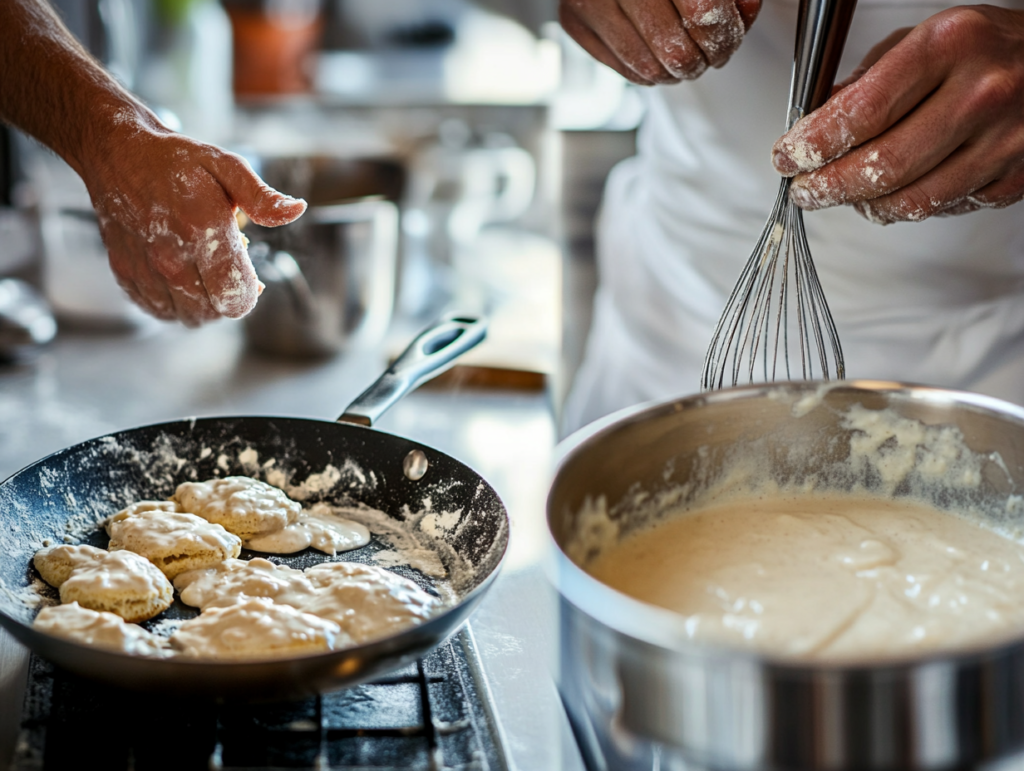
[586,492,1024,660]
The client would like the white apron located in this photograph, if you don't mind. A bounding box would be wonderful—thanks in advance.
[563,0,1024,434]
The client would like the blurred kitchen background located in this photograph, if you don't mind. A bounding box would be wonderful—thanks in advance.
[0,0,647,417]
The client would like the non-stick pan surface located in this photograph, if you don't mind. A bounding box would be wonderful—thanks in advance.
[0,317,508,699]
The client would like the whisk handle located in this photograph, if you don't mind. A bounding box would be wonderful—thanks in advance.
[787,0,859,128]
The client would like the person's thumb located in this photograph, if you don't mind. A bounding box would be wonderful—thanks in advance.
[212,153,307,228]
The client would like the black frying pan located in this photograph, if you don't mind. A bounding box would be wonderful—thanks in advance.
[0,315,508,699]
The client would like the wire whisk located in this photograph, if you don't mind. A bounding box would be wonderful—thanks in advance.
[701,0,858,391]
[700,178,844,390]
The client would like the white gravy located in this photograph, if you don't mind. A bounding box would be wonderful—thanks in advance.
[107,509,241,562]
[170,598,346,659]
[61,550,171,600]
[244,509,370,556]
[301,563,439,644]
[173,557,317,611]
[586,494,1024,660]
[174,476,301,538]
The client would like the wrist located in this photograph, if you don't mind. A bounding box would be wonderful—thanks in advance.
[72,96,173,204]
[68,92,160,178]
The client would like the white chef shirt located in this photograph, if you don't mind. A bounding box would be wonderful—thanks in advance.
[563,0,1024,434]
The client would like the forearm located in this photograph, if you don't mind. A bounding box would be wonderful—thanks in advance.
[0,0,307,327]
[0,0,152,177]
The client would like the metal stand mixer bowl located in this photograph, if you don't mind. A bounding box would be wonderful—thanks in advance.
[548,381,1024,770]
[242,156,405,358]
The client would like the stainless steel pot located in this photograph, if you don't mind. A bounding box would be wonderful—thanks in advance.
[548,381,1024,770]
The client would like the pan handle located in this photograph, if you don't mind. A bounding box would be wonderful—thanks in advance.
[337,314,487,426]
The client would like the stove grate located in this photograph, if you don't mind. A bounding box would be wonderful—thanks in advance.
[10,630,504,771]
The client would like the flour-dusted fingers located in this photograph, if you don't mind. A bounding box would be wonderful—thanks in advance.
[559,0,757,84]
[560,0,679,84]
[932,199,985,218]
[853,148,1024,224]
[105,235,178,322]
[0,1,309,327]
[933,168,1024,218]
[113,275,176,322]
[145,239,221,328]
[784,87,975,211]
[771,6,1024,223]
[195,152,306,318]
[134,152,262,321]
[75,107,305,325]
[771,29,948,177]
[562,4,656,84]
[848,152,986,225]
[617,0,709,80]
[672,0,748,68]
[190,214,262,319]
[106,225,207,325]
[965,163,1024,211]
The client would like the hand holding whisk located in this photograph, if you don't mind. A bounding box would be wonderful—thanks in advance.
[701,0,858,391]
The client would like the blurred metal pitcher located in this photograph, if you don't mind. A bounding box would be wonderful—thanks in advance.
[242,156,404,358]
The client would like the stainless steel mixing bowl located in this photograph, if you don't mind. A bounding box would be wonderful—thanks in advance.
[548,381,1024,771]
[242,156,405,358]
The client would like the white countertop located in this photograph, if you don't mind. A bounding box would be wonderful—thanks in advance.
[0,318,583,770]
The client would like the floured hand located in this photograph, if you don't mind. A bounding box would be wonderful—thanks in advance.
[0,1,305,327]
[771,6,1024,225]
[559,0,760,85]
[82,109,306,326]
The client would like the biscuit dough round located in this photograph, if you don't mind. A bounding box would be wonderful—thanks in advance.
[106,506,241,579]
[173,477,301,539]
[60,550,174,623]
[33,602,170,656]
[171,597,346,660]
[33,544,107,588]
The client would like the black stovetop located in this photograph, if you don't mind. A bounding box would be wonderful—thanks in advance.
[9,630,504,771]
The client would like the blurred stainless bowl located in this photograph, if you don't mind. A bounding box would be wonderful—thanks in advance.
[243,156,405,358]
[548,381,1024,770]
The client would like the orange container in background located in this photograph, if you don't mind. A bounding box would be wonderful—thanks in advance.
[225,1,323,96]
